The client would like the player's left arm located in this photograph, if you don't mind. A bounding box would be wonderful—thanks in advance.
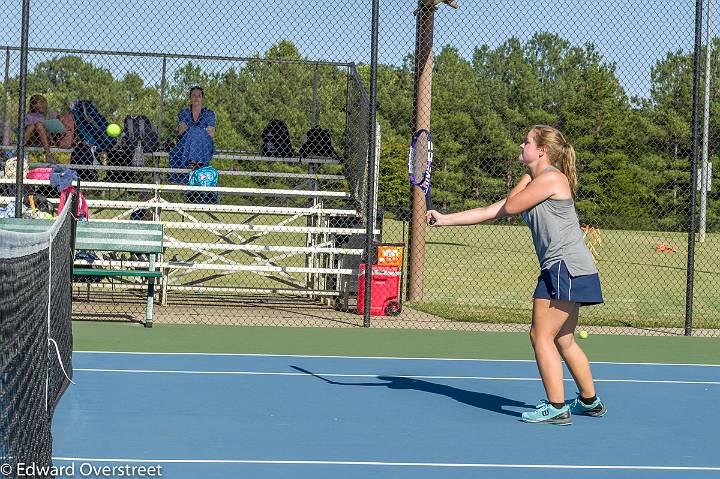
[503,172,560,215]
[507,173,532,199]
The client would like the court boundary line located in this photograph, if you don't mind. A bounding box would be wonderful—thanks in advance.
[51,457,720,471]
[74,351,720,368]
[72,368,720,385]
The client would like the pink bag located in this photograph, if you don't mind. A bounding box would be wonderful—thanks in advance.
[27,167,53,180]
[59,186,89,220]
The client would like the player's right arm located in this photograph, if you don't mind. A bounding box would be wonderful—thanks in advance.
[427,199,507,226]
[427,174,532,226]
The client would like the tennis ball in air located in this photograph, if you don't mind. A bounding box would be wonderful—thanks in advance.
[578,330,589,340]
[106,123,121,137]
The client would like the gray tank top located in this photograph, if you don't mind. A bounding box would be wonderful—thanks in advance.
[520,171,597,276]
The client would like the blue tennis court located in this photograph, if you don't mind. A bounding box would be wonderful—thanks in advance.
[52,351,720,479]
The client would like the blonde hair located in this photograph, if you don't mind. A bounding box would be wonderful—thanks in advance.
[532,125,577,197]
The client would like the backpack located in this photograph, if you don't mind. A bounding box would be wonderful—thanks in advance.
[122,115,160,153]
[187,165,219,204]
[106,149,134,183]
[0,152,28,179]
[70,100,116,152]
[130,209,152,221]
[2,156,28,179]
[54,112,76,149]
[188,165,218,187]
[300,125,337,159]
[58,186,89,220]
[70,141,99,182]
[261,119,294,157]
[26,193,53,214]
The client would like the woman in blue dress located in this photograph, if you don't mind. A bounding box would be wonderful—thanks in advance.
[169,86,216,182]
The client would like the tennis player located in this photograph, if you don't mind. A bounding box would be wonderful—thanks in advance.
[426,125,606,425]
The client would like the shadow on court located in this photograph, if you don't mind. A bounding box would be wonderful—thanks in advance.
[291,365,532,417]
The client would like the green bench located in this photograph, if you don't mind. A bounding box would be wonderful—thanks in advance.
[0,218,163,328]
[74,221,163,328]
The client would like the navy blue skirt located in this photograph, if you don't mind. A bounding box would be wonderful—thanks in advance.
[533,260,603,306]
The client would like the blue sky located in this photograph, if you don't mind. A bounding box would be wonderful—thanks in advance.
[0,0,707,98]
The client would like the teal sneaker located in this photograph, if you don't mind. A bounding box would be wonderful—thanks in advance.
[521,400,572,425]
[569,395,607,417]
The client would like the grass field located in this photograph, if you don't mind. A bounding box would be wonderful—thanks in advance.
[382,219,720,329]
[82,178,720,330]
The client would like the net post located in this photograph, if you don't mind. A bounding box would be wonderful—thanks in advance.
[362,0,380,328]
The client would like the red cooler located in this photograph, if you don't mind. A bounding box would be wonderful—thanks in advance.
[357,264,402,316]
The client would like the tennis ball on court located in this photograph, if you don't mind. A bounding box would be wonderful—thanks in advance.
[106,123,121,137]
[578,330,589,340]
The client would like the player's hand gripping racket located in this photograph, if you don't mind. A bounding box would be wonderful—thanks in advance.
[408,129,435,224]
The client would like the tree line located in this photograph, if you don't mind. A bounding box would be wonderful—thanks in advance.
[3,34,718,231]
[369,32,719,232]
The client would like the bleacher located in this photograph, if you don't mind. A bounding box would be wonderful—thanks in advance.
[1,145,379,316]
[0,50,380,323]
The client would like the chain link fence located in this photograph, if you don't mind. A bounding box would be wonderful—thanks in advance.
[0,0,717,335]
[380,0,719,336]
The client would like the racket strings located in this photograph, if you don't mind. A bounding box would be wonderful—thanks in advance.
[410,132,432,186]
[413,151,428,181]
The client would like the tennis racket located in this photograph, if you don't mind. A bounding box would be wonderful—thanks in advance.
[408,129,435,224]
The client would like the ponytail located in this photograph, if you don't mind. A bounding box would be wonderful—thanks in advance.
[561,142,577,198]
[532,125,578,198]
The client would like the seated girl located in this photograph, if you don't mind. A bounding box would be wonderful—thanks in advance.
[24,94,58,162]
[169,86,216,183]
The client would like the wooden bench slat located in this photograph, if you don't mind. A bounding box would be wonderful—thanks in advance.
[0,219,55,232]
[78,230,163,239]
[75,242,164,254]
[73,268,162,278]
[76,222,163,253]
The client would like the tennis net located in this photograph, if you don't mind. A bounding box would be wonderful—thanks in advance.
[0,193,75,477]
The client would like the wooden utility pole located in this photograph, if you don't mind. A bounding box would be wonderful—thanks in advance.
[407,0,458,301]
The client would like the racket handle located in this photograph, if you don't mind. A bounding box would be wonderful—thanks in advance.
[425,191,436,225]
[28,194,36,210]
